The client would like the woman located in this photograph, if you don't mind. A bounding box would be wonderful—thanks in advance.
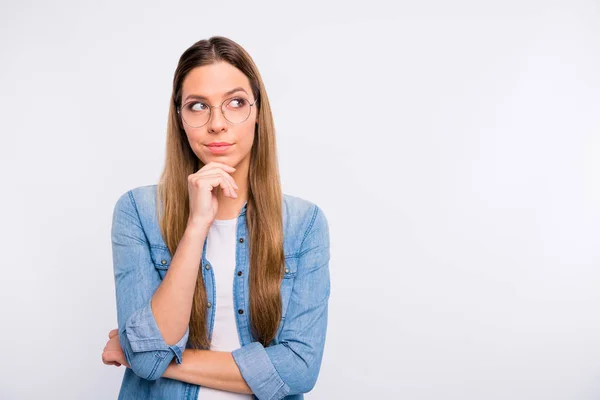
[101,36,331,400]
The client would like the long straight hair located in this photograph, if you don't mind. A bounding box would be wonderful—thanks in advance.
[156,36,285,349]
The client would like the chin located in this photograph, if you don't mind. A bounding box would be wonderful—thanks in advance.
[203,153,237,165]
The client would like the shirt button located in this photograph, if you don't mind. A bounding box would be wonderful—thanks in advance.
[207,302,212,308]
[205,264,210,270]
[238,309,244,314]
[237,271,242,276]
[238,238,244,243]
[285,268,290,273]
[161,259,167,265]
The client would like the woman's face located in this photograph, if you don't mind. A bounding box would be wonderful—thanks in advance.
[179,61,257,169]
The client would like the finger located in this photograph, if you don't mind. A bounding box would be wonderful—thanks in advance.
[216,175,236,198]
[197,173,236,198]
[193,163,235,178]
[217,170,237,198]
[191,172,226,185]
[195,164,237,189]
[195,167,234,180]
[103,349,123,364]
[221,171,239,190]
[191,173,227,195]
[109,329,118,339]
[189,173,220,193]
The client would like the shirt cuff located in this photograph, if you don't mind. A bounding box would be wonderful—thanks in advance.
[125,298,189,365]
[232,341,290,400]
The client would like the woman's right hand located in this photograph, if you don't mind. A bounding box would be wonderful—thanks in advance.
[187,161,239,229]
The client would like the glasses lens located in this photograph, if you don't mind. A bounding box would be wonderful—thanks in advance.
[180,97,252,127]
[222,97,251,124]
[181,102,210,127]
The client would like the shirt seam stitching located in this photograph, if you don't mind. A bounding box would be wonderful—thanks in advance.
[127,190,152,246]
[297,205,320,257]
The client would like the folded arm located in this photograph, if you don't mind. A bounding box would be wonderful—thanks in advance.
[162,349,252,394]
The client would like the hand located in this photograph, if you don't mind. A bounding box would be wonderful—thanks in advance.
[187,161,239,228]
[102,328,130,368]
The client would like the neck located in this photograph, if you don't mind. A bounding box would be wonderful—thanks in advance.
[215,191,248,220]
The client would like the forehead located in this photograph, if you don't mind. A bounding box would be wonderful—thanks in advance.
[181,62,251,100]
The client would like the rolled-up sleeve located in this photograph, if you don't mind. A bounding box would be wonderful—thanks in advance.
[111,190,189,381]
[232,205,331,399]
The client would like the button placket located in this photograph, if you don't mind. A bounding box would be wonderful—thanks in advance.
[202,258,215,319]
[235,233,246,317]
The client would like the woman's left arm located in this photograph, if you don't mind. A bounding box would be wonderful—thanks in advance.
[103,333,252,394]
[162,349,252,394]
[231,204,331,400]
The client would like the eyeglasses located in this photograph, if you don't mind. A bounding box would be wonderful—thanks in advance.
[177,96,258,128]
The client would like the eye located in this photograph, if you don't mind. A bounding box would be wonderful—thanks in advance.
[187,102,208,112]
[227,97,247,108]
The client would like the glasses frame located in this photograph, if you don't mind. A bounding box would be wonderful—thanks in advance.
[177,95,259,128]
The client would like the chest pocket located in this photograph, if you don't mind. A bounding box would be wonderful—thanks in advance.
[280,256,298,321]
[149,246,172,280]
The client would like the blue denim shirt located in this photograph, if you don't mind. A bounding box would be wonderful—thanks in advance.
[111,184,331,400]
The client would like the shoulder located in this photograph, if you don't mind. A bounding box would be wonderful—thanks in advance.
[282,193,329,253]
[113,184,158,211]
[112,184,164,246]
[282,192,327,226]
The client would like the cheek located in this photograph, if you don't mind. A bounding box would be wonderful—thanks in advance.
[184,127,200,142]
[239,124,256,149]
[184,129,207,153]
[183,129,207,159]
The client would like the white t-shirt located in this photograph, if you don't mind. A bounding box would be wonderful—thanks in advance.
[197,217,254,399]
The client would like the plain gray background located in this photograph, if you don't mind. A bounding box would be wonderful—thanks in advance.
[1,0,599,399]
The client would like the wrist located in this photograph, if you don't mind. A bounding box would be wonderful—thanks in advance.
[185,219,210,237]
[162,359,177,380]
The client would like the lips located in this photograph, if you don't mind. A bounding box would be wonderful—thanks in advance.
[207,142,232,147]
[206,143,233,154]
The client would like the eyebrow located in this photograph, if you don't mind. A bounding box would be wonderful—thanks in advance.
[183,87,248,103]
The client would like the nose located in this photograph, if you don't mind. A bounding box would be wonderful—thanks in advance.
[207,105,227,133]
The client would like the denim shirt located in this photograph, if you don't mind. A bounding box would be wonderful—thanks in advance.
[111,184,331,400]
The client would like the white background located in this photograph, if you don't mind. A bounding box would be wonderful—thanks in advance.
[1,0,599,399]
